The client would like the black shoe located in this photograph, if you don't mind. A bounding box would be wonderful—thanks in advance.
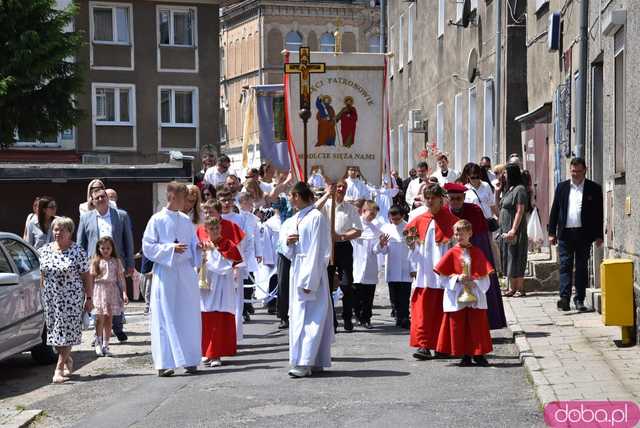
[184,366,197,374]
[363,321,372,329]
[390,309,396,317]
[557,297,570,311]
[574,300,588,312]
[278,319,289,329]
[473,355,490,367]
[343,318,354,332]
[116,332,128,343]
[434,351,450,359]
[267,307,277,315]
[243,314,251,322]
[458,356,473,367]
[412,348,433,360]
[247,305,255,315]
[157,369,174,377]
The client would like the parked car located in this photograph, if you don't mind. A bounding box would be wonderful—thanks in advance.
[0,232,56,364]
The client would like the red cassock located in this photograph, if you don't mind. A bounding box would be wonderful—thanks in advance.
[405,208,458,350]
[434,245,494,357]
[196,221,244,359]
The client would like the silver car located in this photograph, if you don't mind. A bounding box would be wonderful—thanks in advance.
[0,232,56,364]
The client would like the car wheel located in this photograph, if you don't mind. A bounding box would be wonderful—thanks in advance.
[31,327,57,365]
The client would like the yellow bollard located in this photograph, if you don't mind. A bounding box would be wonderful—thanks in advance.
[600,259,635,345]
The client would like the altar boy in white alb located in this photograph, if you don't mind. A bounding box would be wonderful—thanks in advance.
[281,182,334,378]
[142,182,202,377]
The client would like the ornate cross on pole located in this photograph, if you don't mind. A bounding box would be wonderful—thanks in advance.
[284,46,326,180]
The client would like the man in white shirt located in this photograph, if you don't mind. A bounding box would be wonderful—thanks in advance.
[258,162,276,194]
[405,161,430,209]
[344,166,370,201]
[431,153,459,186]
[316,180,362,331]
[548,158,604,312]
[204,154,233,187]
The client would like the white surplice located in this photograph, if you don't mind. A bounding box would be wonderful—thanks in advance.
[352,217,383,284]
[200,248,236,314]
[373,221,415,283]
[142,208,201,370]
[345,177,370,201]
[372,186,399,223]
[408,221,451,289]
[280,205,334,368]
[440,249,491,313]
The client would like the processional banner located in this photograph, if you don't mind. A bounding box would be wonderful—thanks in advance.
[285,52,386,185]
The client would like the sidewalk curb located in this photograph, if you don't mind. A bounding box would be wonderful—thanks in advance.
[0,409,43,428]
[503,300,558,407]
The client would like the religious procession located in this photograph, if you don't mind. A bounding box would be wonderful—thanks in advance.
[2,1,639,427]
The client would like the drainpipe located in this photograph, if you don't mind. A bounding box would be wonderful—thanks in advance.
[494,0,502,163]
[576,0,589,159]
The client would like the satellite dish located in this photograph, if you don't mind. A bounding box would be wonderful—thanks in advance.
[461,0,471,28]
[467,48,479,83]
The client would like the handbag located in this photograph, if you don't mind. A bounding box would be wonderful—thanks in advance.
[469,187,500,232]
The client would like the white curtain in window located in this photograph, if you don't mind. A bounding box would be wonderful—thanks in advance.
[174,11,193,46]
[175,91,193,123]
[115,7,129,43]
[159,10,170,44]
[93,8,113,41]
[161,90,171,123]
[319,33,335,52]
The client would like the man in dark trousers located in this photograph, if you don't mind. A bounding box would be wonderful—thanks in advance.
[548,157,603,312]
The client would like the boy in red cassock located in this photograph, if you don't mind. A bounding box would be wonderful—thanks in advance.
[434,219,494,367]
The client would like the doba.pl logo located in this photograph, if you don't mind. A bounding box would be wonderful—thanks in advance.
[544,401,640,427]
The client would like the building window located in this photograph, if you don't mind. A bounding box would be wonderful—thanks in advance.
[436,102,444,150]
[398,14,404,70]
[407,119,414,172]
[408,4,414,63]
[159,7,196,47]
[368,35,381,53]
[438,0,445,39]
[454,92,464,171]
[91,3,131,44]
[285,31,302,52]
[93,84,135,125]
[398,123,405,175]
[160,87,198,127]
[614,28,625,175]
[468,86,477,164]
[319,32,335,52]
[483,80,494,158]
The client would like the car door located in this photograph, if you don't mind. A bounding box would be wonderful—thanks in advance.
[0,244,24,356]
[0,239,43,349]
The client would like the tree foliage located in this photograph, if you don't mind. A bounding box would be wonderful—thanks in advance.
[0,0,84,147]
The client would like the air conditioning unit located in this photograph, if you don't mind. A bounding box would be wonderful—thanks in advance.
[82,154,111,165]
[409,109,426,133]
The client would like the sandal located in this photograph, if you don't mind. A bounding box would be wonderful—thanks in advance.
[502,289,516,297]
[513,290,527,298]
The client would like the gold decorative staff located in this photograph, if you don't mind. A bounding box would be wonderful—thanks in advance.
[284,47,326,180]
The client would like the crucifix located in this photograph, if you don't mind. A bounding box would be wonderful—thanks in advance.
[284,46,326,180]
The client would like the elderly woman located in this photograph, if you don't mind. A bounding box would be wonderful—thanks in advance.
[498,164,529,297]
[38,217,92,384]
[26,196,58,250]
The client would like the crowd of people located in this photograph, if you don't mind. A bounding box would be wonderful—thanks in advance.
[30,149,602,383]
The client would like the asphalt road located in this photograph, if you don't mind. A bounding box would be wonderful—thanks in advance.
[0,290,544,428]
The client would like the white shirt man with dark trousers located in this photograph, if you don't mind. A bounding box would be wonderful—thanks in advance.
[405,161,430,209]
[77,187,135,342]
[548,157,604,312]
[316,180,362,332]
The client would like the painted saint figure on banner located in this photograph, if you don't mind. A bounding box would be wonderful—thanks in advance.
[315,95,336,147]
[336,96,358,148]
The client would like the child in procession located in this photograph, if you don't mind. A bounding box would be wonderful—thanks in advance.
[91,236,128,357]
[374,205,415,329]
[199,217,242,367]
[434,219,494,367]
[351,200,383,329]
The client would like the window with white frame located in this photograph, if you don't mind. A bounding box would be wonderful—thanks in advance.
[468,86,477,164]
[438,0,445,39]
[408,4,414,63]
[483,80,494,158]
[398,14,404,70]
[160,87,198,126]
[389,128,396,170]
[285,31,303,52]
[319,32,335,52]
[436,102,444,150]
[159,7,196,47]
[93,84,134,125]
[91,3,131,44]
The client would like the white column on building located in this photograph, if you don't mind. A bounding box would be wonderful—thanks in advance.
[468,86,477,164]
[454,93,464,171]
